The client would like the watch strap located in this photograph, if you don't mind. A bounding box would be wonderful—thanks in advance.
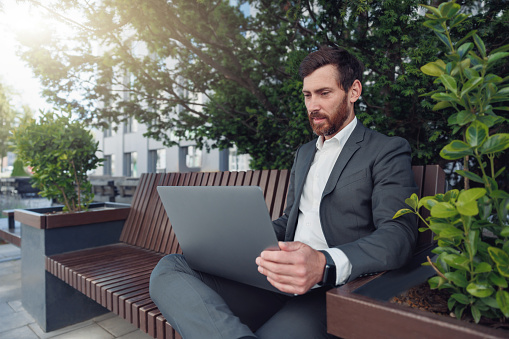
[318,250,336,286]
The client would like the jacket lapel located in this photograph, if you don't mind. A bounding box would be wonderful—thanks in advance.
[322,122,366,197]
[294,142,316,199]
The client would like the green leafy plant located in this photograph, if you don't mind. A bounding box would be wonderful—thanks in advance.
[394,1,509,324]
[10,159,29,177]
[12,109,102,212]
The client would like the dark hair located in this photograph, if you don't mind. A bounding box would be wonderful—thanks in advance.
[298,46,364,92]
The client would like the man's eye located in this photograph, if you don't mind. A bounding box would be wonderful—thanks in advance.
[321,92,330,96]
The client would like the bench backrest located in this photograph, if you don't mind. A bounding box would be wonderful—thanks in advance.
[119,165,445,255]
[119,170,290,254]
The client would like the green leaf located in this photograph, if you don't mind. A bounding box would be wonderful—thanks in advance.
[421,60,446,77]
[440,140,473,160]
[456,110,476,126]
[457,43,473,59]
[439,1,460,19]
[437,224,464,238]
[467,283,494,298]
[431,202,458,218]
[444,271,468,288]
[423,20,445,33]
[491,43,509,54]
[405,193,419,210]
[456,200,479,216]
[439,74,457,94]
[450,13,469,29]
[471,304,481,323]
[489,272,508,288]
[393,209,414,219]
[432,101,452,111]
[435,31,453,51]
[474,262,492,274]
[458,188,486,203]
[501,227,509,238]
[431,92,459,103]
[488,247,509,278]
[444,189,459,202]
[496,290,509,317]
[420,4,441,17]
[460,77,483,98]
[448,298,456,310]
[496,87,509,96]
[481,296,499,309]
[443,253,470,271]
[478,134,509,154]
[465,121,488,147]
[473,33,486,58]
[418,197,437,210]
[488,52,509,65]
[451,293,470,304]
[455,170,483,184]
[491,190,509,199]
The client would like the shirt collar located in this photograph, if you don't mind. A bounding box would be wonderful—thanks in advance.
[316,116,358,151]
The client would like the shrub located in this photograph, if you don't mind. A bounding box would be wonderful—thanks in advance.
[10,158,29,177]
[12,109,102,212]
[394,1,509,323]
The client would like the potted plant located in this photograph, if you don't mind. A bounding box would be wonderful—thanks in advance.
[12,109,130,228]
[327,1,509,337]
[11,109,131,331]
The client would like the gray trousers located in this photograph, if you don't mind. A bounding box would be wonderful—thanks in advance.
[149,254,335,339]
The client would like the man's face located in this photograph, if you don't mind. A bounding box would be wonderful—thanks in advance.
[302,64,353,140]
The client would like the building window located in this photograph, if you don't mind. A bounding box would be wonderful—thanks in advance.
[178,145,202,172]
[123,152,138,177]
[104,126,112,137]
[185,146,202,168]
[229,147,250,171]
[149,149,166,173]
[103,155,115,176]
[123,117,138,133]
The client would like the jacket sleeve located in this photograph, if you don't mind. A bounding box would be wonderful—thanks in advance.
[337,137,418,282]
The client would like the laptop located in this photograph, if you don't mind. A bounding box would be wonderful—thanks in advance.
[157,185,285,294]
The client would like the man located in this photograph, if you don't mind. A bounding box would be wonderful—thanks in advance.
[150,46,418,339]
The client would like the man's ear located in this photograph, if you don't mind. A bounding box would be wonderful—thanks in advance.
[349,79,362,103]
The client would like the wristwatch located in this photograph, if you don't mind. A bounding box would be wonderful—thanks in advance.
[318,250,336,286]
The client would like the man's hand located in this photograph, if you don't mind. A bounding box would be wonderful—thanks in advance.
[255,241,326,295]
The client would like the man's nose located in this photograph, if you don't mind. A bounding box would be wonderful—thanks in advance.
[307,96,320,112]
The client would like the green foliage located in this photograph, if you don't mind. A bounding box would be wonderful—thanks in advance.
[0,83,18,171]
[16,1,508,169]
[394,1,509,324]
[10,159,29,177]
[12,109,102,212]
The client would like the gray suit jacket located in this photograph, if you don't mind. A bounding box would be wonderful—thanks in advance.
[272,121,418,282]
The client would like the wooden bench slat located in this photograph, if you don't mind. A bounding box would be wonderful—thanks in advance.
[120,173,157,243]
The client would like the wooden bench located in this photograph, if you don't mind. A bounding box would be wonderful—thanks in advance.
[43,165,444,338]
[45,169,290,338]
[0,209,20,247]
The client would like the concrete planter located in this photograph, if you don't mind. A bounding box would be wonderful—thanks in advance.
[15,203,130,332]
[326,248,508,339]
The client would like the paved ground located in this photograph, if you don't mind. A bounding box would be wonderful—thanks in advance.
[0,242,153,339]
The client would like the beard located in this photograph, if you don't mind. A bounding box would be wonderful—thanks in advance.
[308,95,349,138]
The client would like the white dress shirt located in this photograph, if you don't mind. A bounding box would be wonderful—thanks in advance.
[294,117,357,285]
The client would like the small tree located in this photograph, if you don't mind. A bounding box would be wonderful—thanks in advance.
[12,109,102,212]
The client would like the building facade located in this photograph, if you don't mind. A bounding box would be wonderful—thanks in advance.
[92,120,251,177]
